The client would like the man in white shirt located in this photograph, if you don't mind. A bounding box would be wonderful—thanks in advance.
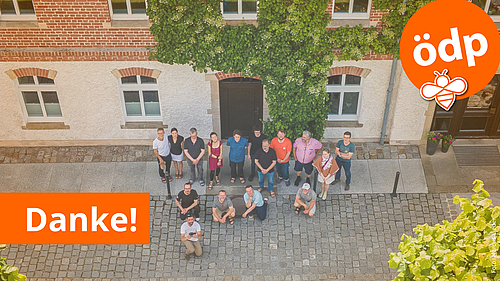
[153,128,172,183]
[180,214,202,260]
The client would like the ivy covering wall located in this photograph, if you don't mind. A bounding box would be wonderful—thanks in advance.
[147,0,432,140]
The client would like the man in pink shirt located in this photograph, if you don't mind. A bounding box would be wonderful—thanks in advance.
[292,131,322,187]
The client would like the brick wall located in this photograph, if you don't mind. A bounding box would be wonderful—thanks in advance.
[0,0,155,49]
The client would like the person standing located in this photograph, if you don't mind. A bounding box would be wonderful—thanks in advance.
[168,128,184,179]
[180,214,202,260]
[247,125,267,182]
[226,129,248,184]
[153,128,172,183]
[294,183,317,217]
[292,131,322,187]
[313,148,339,200]
[333,131,355,191]
[175,182,200,220]
[254,139,277,197]
[184,128,205,186]
[270,129,292,186]
[242,185,267,221]
[207,132,223,190]
[212,190,235,225]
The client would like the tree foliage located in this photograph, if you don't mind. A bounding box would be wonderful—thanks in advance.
[146,0,423,140]
[389,180,500,280]
[0,245,26,281]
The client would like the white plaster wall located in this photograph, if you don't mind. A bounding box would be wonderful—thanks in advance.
[0,62,213,140]
[323,60,393,140]
[389,64,428,142]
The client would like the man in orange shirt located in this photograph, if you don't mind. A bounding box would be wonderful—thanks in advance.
[270,129,292,186]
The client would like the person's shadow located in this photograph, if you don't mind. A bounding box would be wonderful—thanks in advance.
[230,195,247,218]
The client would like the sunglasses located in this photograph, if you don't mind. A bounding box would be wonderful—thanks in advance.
[186,214,194,217]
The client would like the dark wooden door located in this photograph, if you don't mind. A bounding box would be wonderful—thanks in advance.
[431,74,500,138]
[219,78,263,139]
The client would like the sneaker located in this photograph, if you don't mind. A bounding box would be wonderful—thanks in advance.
[277,177,283,183]
[331,179,340,185]
[248,175,254,182]
[305,177,311,184]
[294,177,301,187]
[264,198,268,203]
[185,254,190,261]
[344,184,350,191]
[322,193,327,200]
[248,214,254,218]
[195,217,200,222]
[189,180,195,184]
[199,180,205,186]
[318,192,323,198]
[285,179,291,187]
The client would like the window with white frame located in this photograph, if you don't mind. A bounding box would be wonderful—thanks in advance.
[0,0,36,21]
[221,0,257,20]
[16,76,63,122]
[327,74,362,121]
[473,0,500,20]
[332,0,371,19]
[108,0,147,20]
[119,75,162,122]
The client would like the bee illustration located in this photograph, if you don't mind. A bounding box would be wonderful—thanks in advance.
[420,69,468,111]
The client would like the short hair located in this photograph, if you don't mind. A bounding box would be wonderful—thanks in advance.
[261,139,269,145]
[344,131,352,137]
[190,128,197,134]
[322,148,330,153]
[278,129,285,134]
[171,127,178,133]
[184,182,192,188]
[233,129,242,136]
[245,185,253,189]
[252,125,261,132]
[219,190,226,194]
[302,130,311,138]
[157,128,165,132]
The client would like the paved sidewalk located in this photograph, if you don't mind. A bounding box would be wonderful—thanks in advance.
[2,193,458,281]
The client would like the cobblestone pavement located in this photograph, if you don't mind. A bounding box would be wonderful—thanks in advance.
[2,193,459,281]
[0,143,419,164]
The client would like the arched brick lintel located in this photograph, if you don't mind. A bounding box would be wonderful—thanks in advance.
[215,71,261,81]
[111,67,161,79]
[328,66,371,78]
[5,68,57,80]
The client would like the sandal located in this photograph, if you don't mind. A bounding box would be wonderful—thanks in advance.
[270,191,276,197]
[295,207,301,215]
[231,178,236,184]
[240,178,246,184]
[179,173,183,179]
[175,174,180,179]
[216,176,221,185]
[229,217,234,225]
[169,176,173,182]
[208,181,213,190]
[161,178,167,183]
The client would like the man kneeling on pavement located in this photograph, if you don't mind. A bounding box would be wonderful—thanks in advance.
[294,183,316,217]
[212,190,236,225]
[180,213,202,260]
[242,185,267,221]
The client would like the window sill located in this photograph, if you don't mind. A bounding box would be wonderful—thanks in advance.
[328,19,370,28]
[325,121,363,128]
[103,20,150,28]
[121,122,168,130]
[225,20,258,27]
[0,20,40,28]
[22,122,70,130]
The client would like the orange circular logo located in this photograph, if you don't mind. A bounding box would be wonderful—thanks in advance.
[400,0,500,110]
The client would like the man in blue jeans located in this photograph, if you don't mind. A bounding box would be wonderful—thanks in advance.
[332,131,355,191]
[254,139,277,197]
[242,185,267,221]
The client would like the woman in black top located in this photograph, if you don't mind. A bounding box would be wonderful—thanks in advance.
[168,128,185,179]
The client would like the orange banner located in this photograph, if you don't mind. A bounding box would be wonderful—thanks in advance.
[1,193,150,244]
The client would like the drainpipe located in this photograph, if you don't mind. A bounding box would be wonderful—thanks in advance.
[379,0,407,145]
[379,57,399,145]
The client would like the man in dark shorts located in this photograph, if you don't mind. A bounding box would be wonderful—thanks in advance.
[247,125,267,182]
[175,182,200,220]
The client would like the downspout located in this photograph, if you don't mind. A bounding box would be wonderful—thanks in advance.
[379,0,407,145]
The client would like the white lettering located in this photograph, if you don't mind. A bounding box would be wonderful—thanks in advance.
[27,208,46,232]
[91,206,109,231]
[463,33,488,67]
[49,213,66,232]
[111,213,128,232]
[438,27,463,62]
[70,213,87,232]
[413,42,437,67]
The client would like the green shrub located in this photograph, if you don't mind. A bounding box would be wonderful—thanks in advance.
[0,245,26,281]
